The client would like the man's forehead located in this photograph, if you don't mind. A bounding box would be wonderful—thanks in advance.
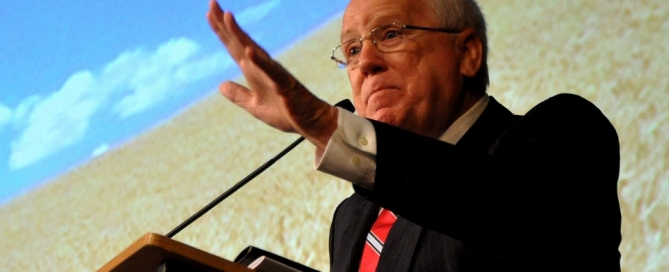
[341,0,433,40]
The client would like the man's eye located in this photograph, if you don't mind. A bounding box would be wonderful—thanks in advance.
[348,46,362,57]
[383,30,402,40]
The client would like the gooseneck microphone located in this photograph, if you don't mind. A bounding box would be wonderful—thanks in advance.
[166,99,355,238]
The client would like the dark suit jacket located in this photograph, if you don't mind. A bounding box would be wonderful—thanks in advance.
[329,94,621,271]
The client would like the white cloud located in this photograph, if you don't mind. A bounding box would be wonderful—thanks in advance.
[236,0,281,26]
[8,37,231,170]
[110,38,232,118]
[10,71,97,170]
[174,51,232,83]
[12,95,42,129]
[91,143,109,157]
[0,103,11,128]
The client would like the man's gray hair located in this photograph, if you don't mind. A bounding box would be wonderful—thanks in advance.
[428,0,489,93]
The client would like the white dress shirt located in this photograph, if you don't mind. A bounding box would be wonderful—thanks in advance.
[316,95,490,189]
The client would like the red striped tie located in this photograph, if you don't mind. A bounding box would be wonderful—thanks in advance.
[359,208,397,272]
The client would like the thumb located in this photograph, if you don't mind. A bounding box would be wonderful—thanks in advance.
[219,81,254,108]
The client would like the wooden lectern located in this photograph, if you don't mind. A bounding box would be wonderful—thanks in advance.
[98,233,253,272]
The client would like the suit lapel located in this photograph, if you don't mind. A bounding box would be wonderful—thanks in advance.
[376,217,423,272]
[333,193,379,271]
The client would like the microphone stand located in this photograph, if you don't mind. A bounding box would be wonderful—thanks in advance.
[166,99,355,238]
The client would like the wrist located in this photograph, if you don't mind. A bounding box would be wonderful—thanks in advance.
[309,105,338,150]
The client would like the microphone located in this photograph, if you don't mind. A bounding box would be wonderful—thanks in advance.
[166,99,355,238]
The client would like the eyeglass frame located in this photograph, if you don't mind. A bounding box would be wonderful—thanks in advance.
[331,23,462,68]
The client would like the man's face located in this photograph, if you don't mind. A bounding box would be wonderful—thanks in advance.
[342,0,472,138]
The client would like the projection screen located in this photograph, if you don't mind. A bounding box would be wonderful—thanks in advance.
[0,1,667,271]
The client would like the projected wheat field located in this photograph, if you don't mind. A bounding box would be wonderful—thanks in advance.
[1,1,667,271]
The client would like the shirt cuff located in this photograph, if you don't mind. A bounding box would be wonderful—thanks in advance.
[315,107,377,190]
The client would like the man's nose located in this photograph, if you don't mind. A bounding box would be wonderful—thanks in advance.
[357,39,386,75]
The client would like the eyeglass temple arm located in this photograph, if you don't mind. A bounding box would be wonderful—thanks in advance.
[403,25,461,34]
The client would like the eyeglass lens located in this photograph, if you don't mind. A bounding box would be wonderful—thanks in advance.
[333,24,406,67]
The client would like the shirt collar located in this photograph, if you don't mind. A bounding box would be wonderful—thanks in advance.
[439,94,490,144]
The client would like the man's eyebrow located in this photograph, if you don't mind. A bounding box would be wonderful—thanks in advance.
[340,14,403,42]
[340,28,358,43]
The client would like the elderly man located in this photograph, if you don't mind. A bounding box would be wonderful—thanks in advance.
[207,0,621,271]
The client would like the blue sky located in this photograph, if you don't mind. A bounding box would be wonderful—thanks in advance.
[0,0,348,203]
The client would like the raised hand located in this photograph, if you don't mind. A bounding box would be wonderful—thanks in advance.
[206,0,338,149]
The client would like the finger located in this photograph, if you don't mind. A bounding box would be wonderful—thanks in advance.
[218,81,255,107]
[207,2,248,61]
[207,2,244,60]
[219,80,290,132]
[207,1,269,63]
[245,46,301,91]
[206,1,226,38]
[222,10,271,61]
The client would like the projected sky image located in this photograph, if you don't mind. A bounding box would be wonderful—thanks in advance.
[0,0,348,203]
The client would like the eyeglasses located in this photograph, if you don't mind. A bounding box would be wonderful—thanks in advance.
[331,23,461,69]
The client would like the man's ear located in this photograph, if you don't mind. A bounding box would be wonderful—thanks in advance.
[457,29,483,77]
